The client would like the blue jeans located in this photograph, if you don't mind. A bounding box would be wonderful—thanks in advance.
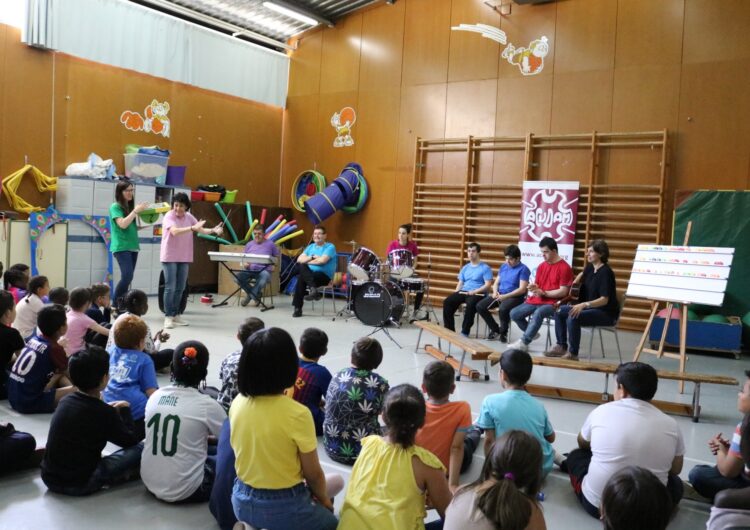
[236,269,272,300]
[162,262,189,317]
[554,305,615,355]
[45,443,143,496]
[689,465,750,502]
[113,251,139,308]
[510,303,555,344]
[232,480,338,530]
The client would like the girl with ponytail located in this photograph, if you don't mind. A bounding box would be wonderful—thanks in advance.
[338,384,452,529]
[444,430,547,530]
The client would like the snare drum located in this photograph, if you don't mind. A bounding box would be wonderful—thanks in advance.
[397,277,425,293]
[348,247,380,282]
[387,249,414,279]
[353,281,405,327]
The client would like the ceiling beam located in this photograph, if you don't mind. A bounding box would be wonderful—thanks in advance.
[270,0,335,28]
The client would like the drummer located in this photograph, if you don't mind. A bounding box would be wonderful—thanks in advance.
[387,224,424,319]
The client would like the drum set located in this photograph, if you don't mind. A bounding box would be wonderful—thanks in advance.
[343,245,432,340]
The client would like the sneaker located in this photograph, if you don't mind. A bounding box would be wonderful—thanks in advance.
[561,352,579,361]
[164,316,175,329]
[251,299,261,307]
[544,344,569,357]
[487,331,501,341]
[682,481,711,503]
[553,450,566,468]
[292,308,302,318]
[173,315,189,327]
[304,288,319,301]
[241,293,253,307]
[507,339,529,352]
[499,333,508,343]
[460,332,470,338]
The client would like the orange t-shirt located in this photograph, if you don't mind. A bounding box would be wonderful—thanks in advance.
[415,400,473,470]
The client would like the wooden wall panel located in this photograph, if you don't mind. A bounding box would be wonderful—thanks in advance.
[359,0,406,90]
[316,91,360,179]
[447,0,500,82]
[676,60,750,190]
[496,75,552,135]
[682,0,750,65]
[402,0,451,86]
[615,0,684,67]
[288,32,322,98]
[280,94,320,208]
[554,0,617,73]
[550,70,614,133]
[319,14,363,95]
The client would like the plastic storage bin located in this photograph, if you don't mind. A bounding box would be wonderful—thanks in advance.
[191,190,205,201]
[221,190,238,203]
[203,192,221,202]
[123,153,169,184]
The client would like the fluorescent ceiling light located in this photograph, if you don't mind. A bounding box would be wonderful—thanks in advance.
[263,2,318,27]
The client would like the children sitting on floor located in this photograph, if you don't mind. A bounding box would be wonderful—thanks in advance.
[290,327,332,435]
[141,341,226,503]
[63,287,110,356]
[600,466,673,530]
[444,430,547,530]
[338,384,452,530]
[3,267,28,304]
[705,416,750,530]
[324,337,390,465]
[415,360,481,493]
[689,369,750,501]
[48,287,69,307]
[216,317,265,411]
[85,283,112,348]
[229,327,343,530]
[209,418,238,530]
[476,348,556,477]
[0,290,25,400]
[103,314,159,439]
[13,275,49,340]
[41,346,143,496]
[107,289,172,371]
[7,304,75,414]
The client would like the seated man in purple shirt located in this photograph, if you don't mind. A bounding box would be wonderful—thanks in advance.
[235,225,280,307]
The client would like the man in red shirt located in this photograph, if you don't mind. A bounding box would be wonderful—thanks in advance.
[508,237,573,352]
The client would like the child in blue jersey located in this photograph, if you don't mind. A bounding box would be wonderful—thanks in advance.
[103,314,158,439]
[476,348,557,477]
[8,304,75,414]
[290,328,332,435]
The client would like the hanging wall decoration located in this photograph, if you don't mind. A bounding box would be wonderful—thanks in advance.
[451,24,549,76]
[331,107,356,147]
[120,99,171,137]
[29,206,114,289]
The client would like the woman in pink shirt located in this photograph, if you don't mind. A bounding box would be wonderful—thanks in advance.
[386,224,424,319]
[160,193,223,329]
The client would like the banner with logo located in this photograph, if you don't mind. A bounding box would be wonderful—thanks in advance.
[518,181,579,281]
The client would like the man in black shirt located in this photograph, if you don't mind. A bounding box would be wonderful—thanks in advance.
[42,346,143,496]
[545,240,619,360]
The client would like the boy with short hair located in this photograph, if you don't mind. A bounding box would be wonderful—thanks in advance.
[415,361,480,492]
[48,287,69,307]
[217,317,265,411]
[85,283,112,348]
[41,346,142,495]
[477,348,556,476]
[290,327,332,435]
[103,314,159,439]
[8,304,76,414]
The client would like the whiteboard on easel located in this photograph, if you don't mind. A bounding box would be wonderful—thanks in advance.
[626,245,734,306]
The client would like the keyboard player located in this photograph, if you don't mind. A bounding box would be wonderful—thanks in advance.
[235,225,280,307]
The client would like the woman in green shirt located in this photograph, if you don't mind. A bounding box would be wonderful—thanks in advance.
[110,181,148,311]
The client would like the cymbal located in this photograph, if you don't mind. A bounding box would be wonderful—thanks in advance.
[345,240,359,245]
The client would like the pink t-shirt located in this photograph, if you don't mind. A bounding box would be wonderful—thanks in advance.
[64,310,97,355]
[160,210,198,263]
[386,240,419,257]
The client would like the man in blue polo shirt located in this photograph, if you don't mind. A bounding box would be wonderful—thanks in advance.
[442,242,493,337]
[476,244,531,342]
[292,225,337,317]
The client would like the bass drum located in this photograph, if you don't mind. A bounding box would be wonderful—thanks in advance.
[353,281,404,327]
[157,270,190,314]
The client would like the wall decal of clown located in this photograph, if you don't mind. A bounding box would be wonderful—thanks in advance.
[331,107,356,147]
[451,24,550,76]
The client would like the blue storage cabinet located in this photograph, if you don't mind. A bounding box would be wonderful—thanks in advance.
[649,317,743,359]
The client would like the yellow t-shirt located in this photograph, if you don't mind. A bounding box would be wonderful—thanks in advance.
[229,394,317,489]
[338,436,445,530]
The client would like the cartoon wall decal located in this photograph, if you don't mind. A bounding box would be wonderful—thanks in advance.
[331,107,356,147]
[451,24,550,76]
[120,99,171,137]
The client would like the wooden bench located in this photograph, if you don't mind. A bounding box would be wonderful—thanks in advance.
[414,321,493,381]
[488,350,738,422]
